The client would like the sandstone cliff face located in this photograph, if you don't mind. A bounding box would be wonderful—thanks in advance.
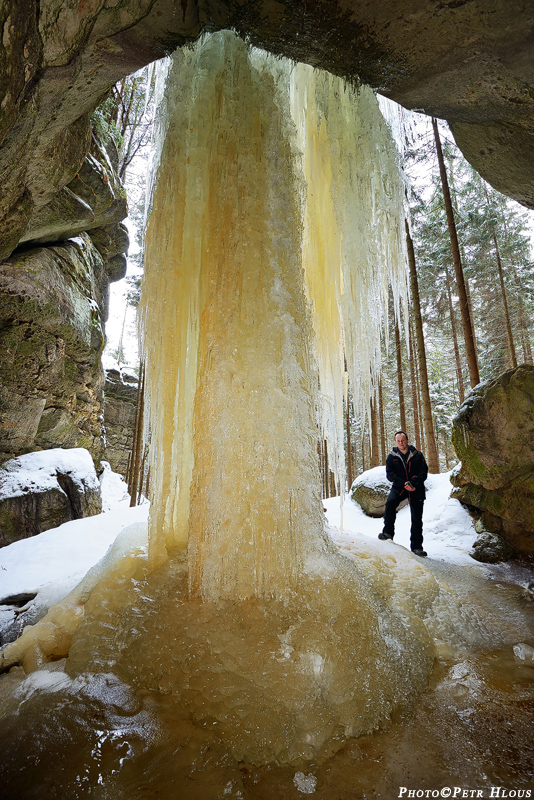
[451,365,534,558]
[0,234,107,463]
[0,122,128,466]
[103,369,138,476]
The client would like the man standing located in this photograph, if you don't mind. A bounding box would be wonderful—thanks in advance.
[378,431,428,556]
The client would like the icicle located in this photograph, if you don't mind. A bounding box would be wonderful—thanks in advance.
[290,68,409,490]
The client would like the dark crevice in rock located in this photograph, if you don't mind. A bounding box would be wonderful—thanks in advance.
[56,472,84,519]
[0,592,37,608]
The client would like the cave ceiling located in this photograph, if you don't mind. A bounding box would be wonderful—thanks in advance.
[1,0,533,261]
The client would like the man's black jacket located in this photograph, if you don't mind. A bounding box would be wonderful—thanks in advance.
[385,445,428,500]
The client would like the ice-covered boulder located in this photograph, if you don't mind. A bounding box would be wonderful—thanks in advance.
[0,448,101,547]
[350,466,408,518]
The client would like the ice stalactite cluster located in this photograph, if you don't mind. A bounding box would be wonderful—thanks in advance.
[1,31,431,766]
[290,65,409,488]
[140,33,327,600]
[140,32,409,596]
[111,31,432,761]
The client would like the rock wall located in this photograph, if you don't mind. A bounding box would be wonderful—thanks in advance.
[451,365,534,558]
[0,132,128,465]
[103,369,138,476]
[1,0,534,273]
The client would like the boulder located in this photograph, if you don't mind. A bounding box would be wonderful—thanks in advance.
[0,448,102,547]
[471,530,513,565]
[350,466,408,518]
[451,365,534,558]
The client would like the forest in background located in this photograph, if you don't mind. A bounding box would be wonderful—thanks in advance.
[341,115,534,489]
[94,67,534,497]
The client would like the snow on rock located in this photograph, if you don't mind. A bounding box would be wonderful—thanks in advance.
[350,465,408,518]
[0,466,147,648]
[351,465,390,492]
[0,448,103,548]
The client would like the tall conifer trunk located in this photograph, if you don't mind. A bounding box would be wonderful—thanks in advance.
[394,318,407,432]
[492,234,517,369]
[445,265,465,404]
[405,220,440,473]
[408,321,421,449]
[378,379,387,461]
[345,392,353,491]
[370,396,380,468]
[129,361,145,507]
[513,270,533,364]
[432,118,480,388]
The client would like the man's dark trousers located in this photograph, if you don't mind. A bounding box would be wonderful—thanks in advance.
[383,490,424,551]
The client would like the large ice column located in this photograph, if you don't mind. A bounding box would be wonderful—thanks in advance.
[141,32,410,597]
[141,33,326,599]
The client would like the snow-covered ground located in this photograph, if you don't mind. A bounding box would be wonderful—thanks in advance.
[325,471,475,566]
[325,471,533,589]
[0,468,531,647]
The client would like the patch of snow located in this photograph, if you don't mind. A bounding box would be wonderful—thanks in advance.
[0,465,148,640]
[100,461,130,511]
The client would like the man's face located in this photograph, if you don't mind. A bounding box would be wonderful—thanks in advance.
[395,433,409,453]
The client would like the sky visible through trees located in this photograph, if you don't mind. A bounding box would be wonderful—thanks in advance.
[99,68,534,485]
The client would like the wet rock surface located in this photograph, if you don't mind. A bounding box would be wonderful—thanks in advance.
[451,365,534,558]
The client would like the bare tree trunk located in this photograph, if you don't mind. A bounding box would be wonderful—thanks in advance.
[324,439,330,499]
[464,276,478,353]
[145,466,151,501]
[512,271,533,364]
[129,361,145,508]
[378,379,387,462]
[370,396,380,468]
[445,265,465,404]
[432,118,480,388]
[352,440,358,478]
[408,320,421,449]
[345,393,353,491]
[361,428,367,473]
[394,318,407,432]
[405,220,440,473]
[329,470,337,497]
[137,446,147,505]
[127,369,141,499]
[493,234,517,368]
